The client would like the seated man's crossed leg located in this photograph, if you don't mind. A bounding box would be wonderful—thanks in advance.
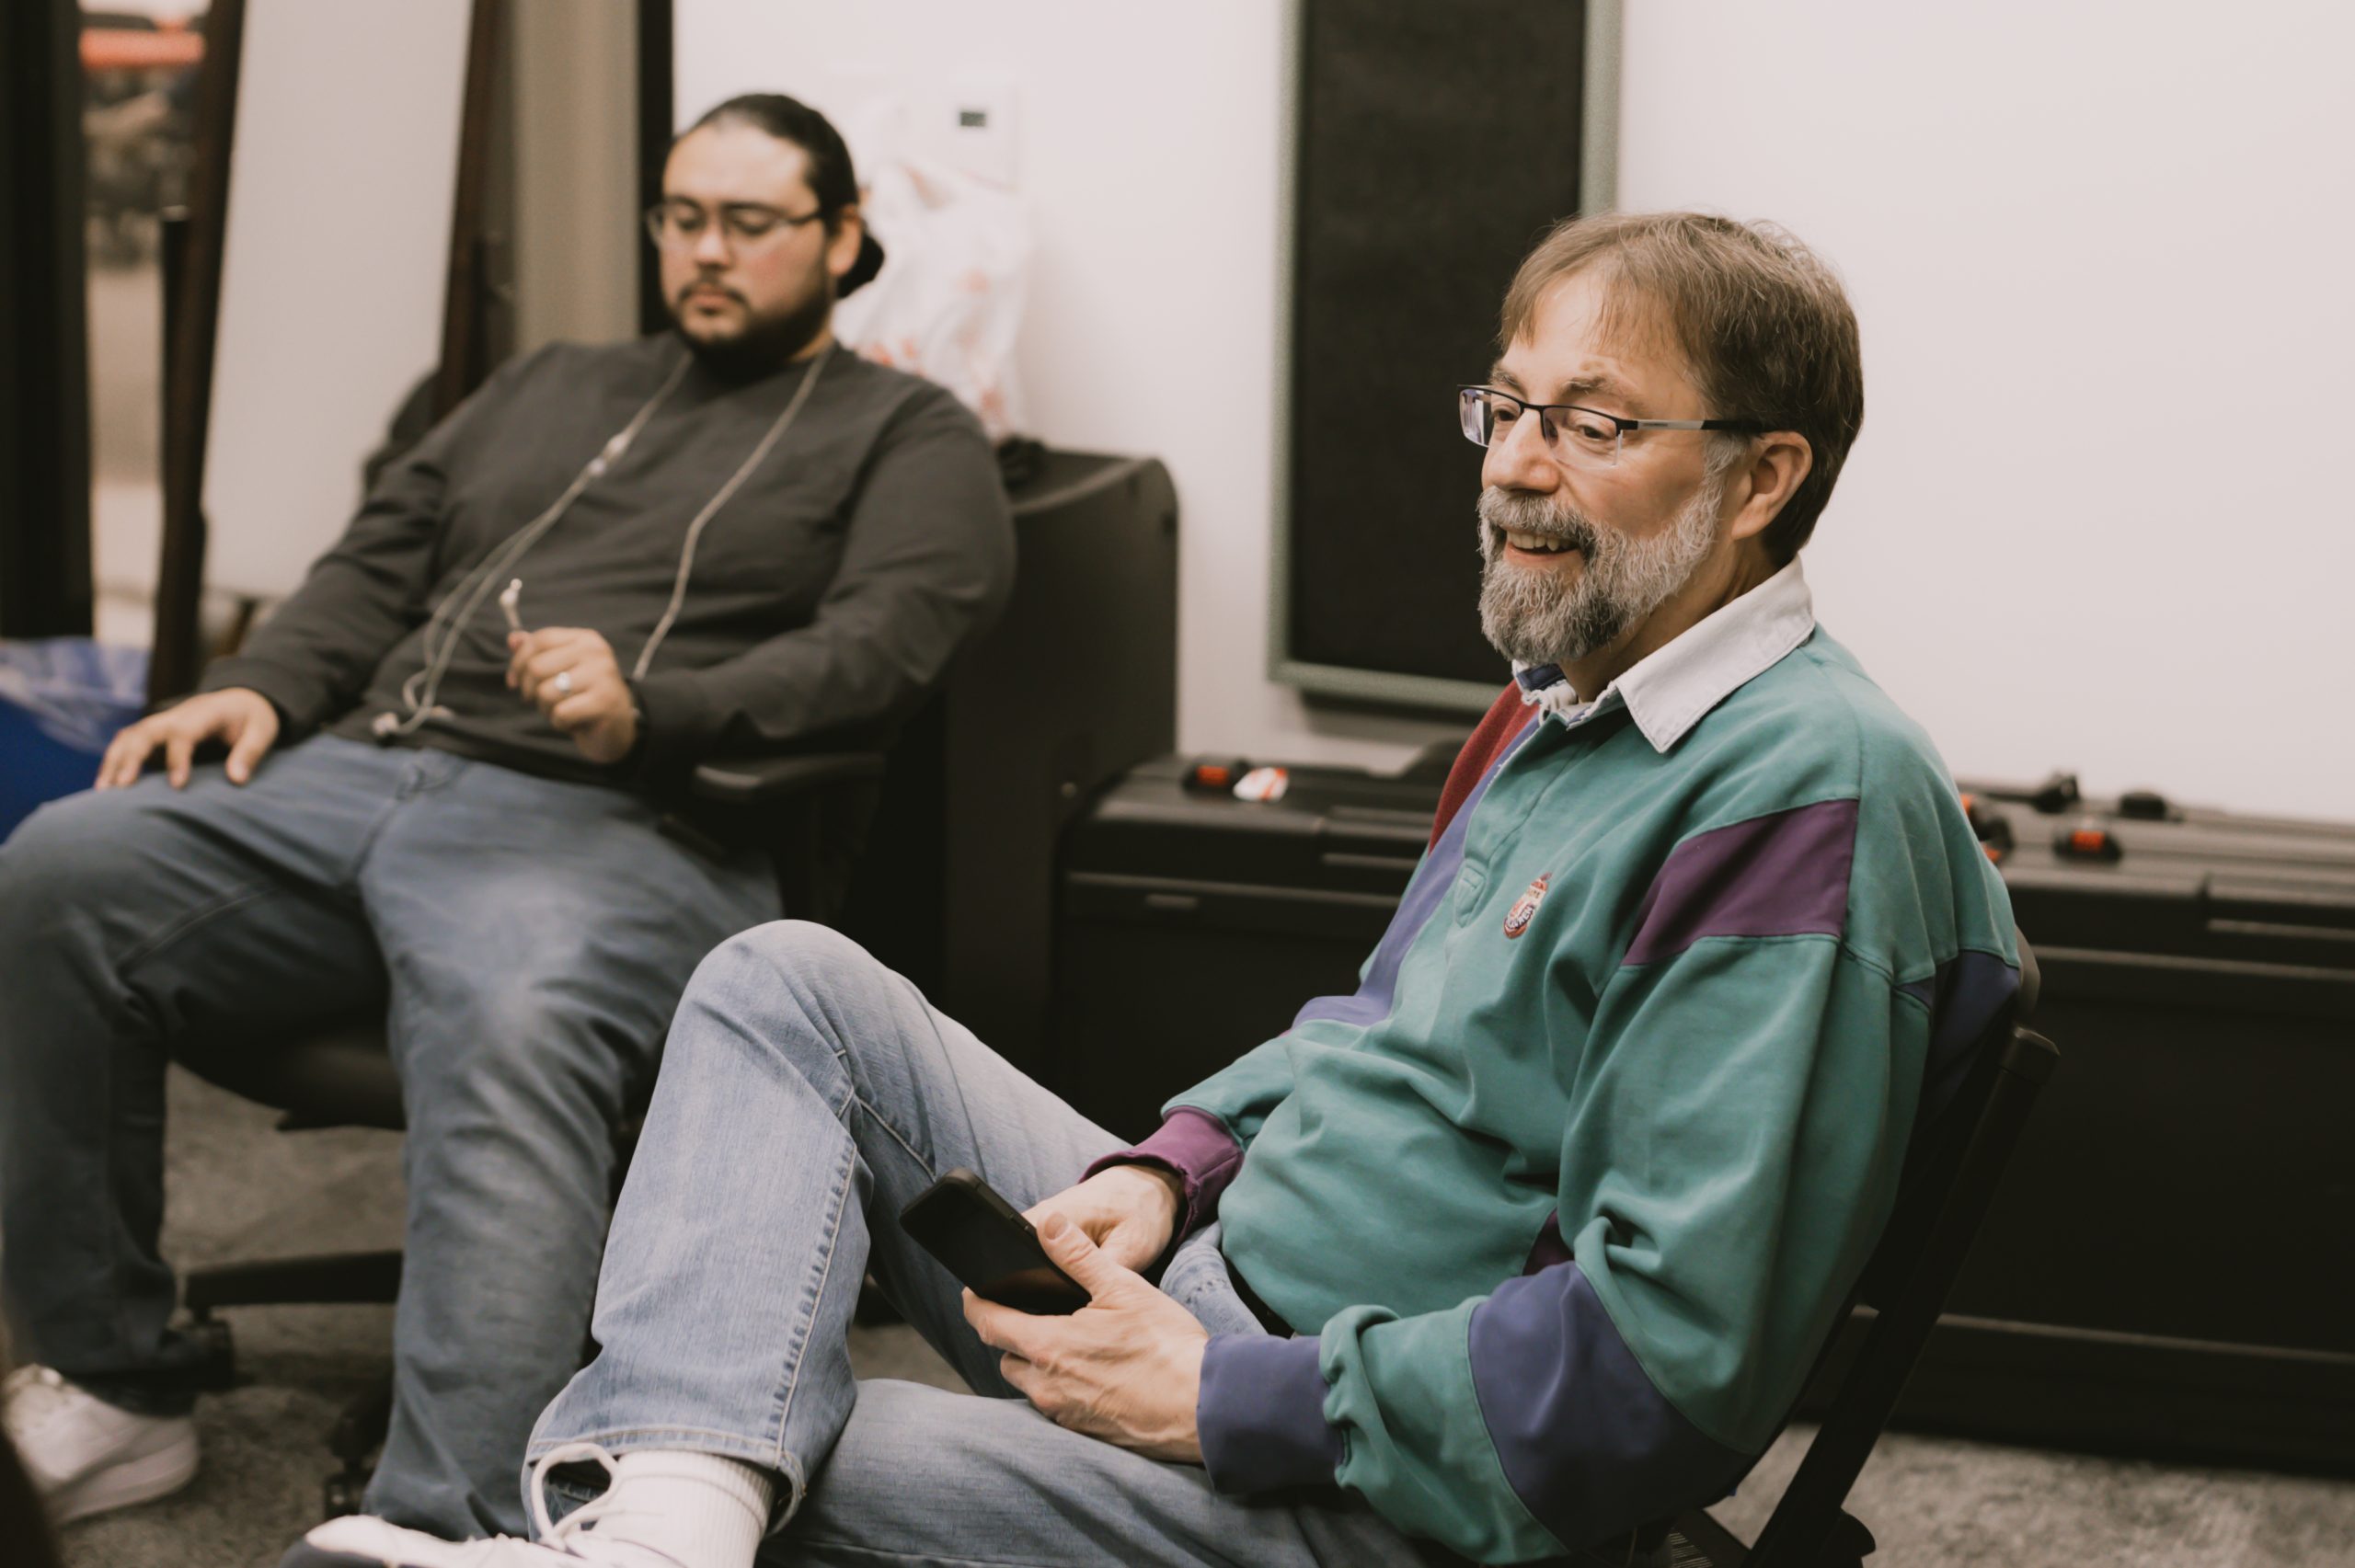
[297,920,1431,1568]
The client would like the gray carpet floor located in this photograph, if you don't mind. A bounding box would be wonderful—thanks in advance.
[29,1070,2355,1567]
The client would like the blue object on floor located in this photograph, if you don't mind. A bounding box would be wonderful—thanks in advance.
[0,638,149,842]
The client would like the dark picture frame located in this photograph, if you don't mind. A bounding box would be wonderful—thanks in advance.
[0,0,97,641]
[1269,0,1622,714]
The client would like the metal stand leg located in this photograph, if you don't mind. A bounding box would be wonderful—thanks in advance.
[321,1373,393,1519]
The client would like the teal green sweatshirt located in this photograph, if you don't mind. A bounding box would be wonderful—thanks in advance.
[1108,567,2017,1562]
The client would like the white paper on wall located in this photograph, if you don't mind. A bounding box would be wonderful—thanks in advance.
[202,0,470,601]
[831,97,1033,444]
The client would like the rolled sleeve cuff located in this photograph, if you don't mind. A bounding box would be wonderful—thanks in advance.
[1083,1108,1244,1241]
[1197,1333,1344,1494]
[195,658,327,736]
[626,671,724,785]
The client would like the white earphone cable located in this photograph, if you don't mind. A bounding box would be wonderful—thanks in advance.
[632,346,830,680]
[376,344,826,740]
[374,354,690,738]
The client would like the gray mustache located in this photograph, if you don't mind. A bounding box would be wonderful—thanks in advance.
[1476,486,1597,555]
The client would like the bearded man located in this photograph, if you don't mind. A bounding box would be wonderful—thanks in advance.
[293,212,2016,1568]
[0,94,1013,1546]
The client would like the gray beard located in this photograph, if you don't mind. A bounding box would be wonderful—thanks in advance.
[1475,478,1724,670]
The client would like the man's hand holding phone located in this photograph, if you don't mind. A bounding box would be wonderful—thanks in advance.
[1020,1162,1185,1275]
[961,1210,1211,1464]
[903,1162,1204,1462]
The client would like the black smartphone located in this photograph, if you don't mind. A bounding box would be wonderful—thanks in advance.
[899,1168,1089,1315]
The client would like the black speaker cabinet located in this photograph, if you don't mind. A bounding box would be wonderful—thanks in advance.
[838,451,1178,1076]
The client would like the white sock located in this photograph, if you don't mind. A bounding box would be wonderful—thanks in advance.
[580,1449,775,1568]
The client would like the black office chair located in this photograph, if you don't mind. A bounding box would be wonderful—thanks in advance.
[172,750,883,1515]
[1620,937,2059,1567]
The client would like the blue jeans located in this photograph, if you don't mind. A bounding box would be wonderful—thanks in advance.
[530,921,1439,1567]
[0,735,777,1538]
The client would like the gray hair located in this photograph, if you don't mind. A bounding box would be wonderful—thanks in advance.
[1499,212,1865,562]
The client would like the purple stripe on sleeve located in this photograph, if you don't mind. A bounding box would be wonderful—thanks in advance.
[1293,717,1538,1030]
[1622,798,1858,967]
[1901,949,2020,1127]
[1197,1333,1344,1494]
[1467,1264,1748,1549]
[1083,1108,1244,1241]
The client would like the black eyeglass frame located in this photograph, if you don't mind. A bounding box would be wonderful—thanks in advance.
[643,200,829,248]
[1457,384,1765,462]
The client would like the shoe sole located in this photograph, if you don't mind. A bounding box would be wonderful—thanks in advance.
[49,1435,200,1525]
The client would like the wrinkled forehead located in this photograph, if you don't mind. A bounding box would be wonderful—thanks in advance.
[1497,266,1703,407]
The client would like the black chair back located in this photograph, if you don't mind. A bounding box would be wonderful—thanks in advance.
[1735,938,2058,1567]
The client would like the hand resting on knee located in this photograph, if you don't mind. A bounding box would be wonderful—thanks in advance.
[94,687,280,790]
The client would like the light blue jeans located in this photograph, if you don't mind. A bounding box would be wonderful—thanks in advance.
[529,921,1446,1568]
[0,735,778,1539]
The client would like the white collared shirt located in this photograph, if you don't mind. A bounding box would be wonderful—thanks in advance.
[1511,557,1818,751]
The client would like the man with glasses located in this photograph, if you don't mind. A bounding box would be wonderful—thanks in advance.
[295,212,2015,1568]
[0,94,1013,1546]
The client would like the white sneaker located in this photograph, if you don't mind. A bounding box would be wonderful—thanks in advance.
[1,1364,200,1524]
[281,1515,592,1566]
[281,1444,685,1568]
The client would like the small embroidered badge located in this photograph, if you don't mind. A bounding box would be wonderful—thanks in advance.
[1502,874,1549,938]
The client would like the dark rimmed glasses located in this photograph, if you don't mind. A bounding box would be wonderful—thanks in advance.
[1458,385,1763,469]
[644,200,825,251]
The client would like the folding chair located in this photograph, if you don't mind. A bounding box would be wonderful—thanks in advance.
[1635,935,2060,1567]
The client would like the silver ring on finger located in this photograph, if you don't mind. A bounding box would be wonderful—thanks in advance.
[553,670,574,697]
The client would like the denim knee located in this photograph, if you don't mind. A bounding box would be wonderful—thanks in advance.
[711,918,875,980]
[0,792,117,928]
[701,920,893,1013]
[676,919,899,1075]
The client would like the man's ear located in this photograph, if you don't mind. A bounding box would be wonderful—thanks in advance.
[1726,432,1813,544]
[827,208,865,283]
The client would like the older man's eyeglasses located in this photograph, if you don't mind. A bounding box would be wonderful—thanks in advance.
[1458,385,1762,469]
[644,200,825,251]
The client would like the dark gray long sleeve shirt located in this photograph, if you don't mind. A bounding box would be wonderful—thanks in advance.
[199,336,1015,795]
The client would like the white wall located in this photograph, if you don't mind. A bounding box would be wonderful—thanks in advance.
[1618,2,2355,818]
[681,0,2355,815]
[204,0,469,600]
